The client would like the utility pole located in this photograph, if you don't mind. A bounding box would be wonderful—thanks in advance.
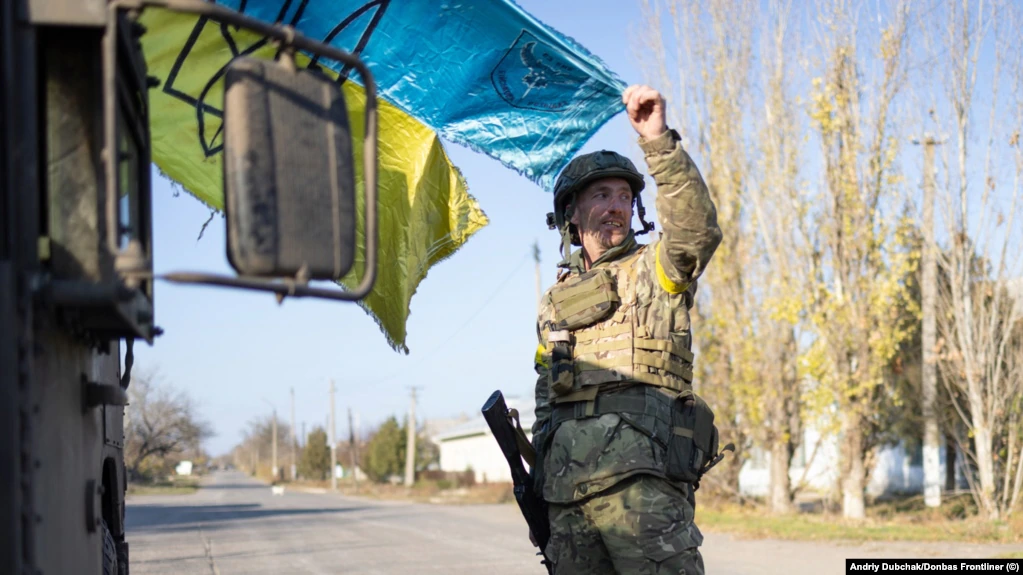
[349,408,360,491]
[349,407,362,487]
[262,397,279,481]
[290,387,297,481]
[404,387,420,487]
[302,421,306,449]
[330,380,337,491]
[271,408,278,481]
[533,240,542,308]
[915,134,944,508]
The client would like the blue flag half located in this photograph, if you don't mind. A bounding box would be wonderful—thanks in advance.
[214,0,627,190]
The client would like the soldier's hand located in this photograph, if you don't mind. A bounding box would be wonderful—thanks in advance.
[529,530,538,548]
[622,85,668,141]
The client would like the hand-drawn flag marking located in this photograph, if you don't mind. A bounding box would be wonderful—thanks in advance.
[161,1,386,157]
[491,31,601,112]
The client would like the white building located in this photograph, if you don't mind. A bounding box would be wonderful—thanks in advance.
[175,460,194,476]
[738,427,964,497]
[433,396,535,484]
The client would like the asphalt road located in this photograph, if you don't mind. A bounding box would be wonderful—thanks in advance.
[126,471,1023,574]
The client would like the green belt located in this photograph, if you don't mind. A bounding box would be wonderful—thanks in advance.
[549,385,689,448]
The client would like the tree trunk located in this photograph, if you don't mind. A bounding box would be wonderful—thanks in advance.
[769,438,794,514]
[972,421,999,520]
[723,443,744,499]
[704,426,746,502]
[841,412,866,519]
[921,138,941,508]
[768,333,797,515]
[945,432,957,492]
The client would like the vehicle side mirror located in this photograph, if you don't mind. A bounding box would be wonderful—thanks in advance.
[223,56,356,281]
[135,2,379,303]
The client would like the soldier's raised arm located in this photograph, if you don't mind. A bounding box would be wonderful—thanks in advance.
[623,85,722,291]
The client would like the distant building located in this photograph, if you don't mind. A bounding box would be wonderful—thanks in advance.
[432,397,535,483]
[175,460,193,476]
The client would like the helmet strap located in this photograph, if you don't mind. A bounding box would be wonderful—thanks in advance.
[557,222,573,269]
[563,202,575,226]
[562,203,578,264]
[635,193,655,236]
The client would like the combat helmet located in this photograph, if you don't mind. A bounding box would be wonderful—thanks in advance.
[547,151,654,260]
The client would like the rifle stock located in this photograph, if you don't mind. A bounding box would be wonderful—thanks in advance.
[481,390,554,574]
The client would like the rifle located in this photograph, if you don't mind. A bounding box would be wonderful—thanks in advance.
[481,390,554,574]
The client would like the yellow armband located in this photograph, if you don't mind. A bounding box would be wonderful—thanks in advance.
[534,344,548,368]
[656,246,690,294]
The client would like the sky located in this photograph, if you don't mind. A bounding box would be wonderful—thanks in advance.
[134,0,652,455]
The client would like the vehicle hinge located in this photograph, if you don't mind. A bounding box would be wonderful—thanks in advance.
[85,479,103,533]
[82,374,128,412]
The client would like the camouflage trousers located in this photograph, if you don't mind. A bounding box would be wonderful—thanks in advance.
[544,474,704,575]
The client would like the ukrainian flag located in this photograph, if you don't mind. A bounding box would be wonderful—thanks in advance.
[140,0,624,352]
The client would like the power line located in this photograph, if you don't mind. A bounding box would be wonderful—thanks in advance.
[432,252,531,348]
[365,251,532,385]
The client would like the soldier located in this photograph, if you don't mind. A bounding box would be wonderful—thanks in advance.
[531,84,723,574]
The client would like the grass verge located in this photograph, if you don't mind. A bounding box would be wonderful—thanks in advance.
[697,493,1023,544]
[698,508,1021,544]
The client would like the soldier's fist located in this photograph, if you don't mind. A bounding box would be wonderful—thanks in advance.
[622,85,668,141]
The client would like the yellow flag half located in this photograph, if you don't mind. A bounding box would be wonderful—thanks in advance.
[140,10,488,352]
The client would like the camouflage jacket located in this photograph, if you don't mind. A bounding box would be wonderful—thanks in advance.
[532,129,721,504]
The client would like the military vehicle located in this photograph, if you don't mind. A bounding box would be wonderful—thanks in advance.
[1,0,378,572]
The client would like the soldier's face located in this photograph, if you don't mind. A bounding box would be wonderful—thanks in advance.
[570,177,634,252]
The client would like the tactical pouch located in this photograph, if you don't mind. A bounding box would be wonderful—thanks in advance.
[545,269,620,398]
[549,268,619,331]
[547,330,574,396]
[666,392,719,483]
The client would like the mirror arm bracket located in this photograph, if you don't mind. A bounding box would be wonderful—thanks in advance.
[157,272,374,302]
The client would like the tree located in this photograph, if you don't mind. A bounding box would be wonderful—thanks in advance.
[230,415,291,479]
[360,416,438,483]
[638,0,809,512]
[903,0,1023,521]
[746,0,812,515]
[124,370,213,481]
[633,0,1022,522]
[299,427,331,481]
[416,435,440,472]
[362,416,405,482]
[799,0,916,519]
